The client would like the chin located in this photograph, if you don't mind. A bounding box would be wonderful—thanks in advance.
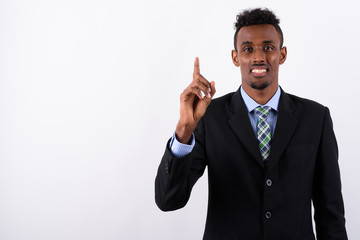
[250,82,270,90]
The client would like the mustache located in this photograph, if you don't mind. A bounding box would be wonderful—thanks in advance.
[251,64,268,67]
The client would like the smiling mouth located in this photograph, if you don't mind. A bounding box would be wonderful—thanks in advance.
[251,69,267,73]
[251,68,268,77]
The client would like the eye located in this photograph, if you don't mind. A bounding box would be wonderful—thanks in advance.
[264,45,274,51]
[243,46,253,52]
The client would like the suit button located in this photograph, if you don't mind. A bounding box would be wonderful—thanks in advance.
[165,163,169,173]
[266,179,272,186]
[265,211,272,219]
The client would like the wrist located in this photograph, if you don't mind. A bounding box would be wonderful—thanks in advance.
[175,121,196,144]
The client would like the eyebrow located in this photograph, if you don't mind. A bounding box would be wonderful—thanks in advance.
[263,40,274,44]
[241,41,252,46]
[241,40,274,46]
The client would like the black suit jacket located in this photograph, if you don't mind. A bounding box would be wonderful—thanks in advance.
[155,88,347,240]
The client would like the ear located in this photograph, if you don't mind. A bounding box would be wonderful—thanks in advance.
[279,46,287,65]
[232,49,240,67]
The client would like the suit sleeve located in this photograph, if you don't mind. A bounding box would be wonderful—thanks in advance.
[313,107,348,240]
[154,118,207,211]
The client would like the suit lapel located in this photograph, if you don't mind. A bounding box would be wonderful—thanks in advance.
[267,89,298,170]
[227,87,298,170]
[228,89,265,167]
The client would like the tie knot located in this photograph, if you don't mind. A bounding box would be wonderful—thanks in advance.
[255,106,271,119]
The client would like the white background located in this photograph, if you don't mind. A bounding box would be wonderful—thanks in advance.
[0,0,359,239]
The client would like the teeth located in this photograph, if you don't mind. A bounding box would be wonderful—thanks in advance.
[252,69,266,73]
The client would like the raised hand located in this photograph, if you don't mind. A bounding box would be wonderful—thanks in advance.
[175,57,216,143]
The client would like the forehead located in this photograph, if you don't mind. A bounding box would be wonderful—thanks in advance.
[237,24,281,45]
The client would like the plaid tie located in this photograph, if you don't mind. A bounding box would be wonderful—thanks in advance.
[256,106,272,161]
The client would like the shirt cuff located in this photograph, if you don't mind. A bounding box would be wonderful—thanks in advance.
[169,132,195,158]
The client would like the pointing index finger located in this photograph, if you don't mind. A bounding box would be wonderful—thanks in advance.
[193,57,200,75]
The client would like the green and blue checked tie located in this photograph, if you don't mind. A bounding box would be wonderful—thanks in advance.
[255,106,272,161]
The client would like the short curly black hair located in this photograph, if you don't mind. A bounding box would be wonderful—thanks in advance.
[233,8,283,51]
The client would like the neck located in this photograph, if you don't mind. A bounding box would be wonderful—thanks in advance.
[242,83,278,105]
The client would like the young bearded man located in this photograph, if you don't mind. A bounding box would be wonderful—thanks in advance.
[155,8,347,240]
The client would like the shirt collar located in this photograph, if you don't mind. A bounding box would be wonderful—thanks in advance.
[240,85,281,113]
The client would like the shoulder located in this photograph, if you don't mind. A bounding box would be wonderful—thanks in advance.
[206,91,235,113]
[283,91,330,120]
[287,92,325,107]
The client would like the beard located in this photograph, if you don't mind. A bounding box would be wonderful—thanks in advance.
[250,82,270,90]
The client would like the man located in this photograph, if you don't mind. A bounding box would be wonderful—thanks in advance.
[155,8,347,240]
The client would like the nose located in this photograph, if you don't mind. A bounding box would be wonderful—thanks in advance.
[252,48,265,63]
